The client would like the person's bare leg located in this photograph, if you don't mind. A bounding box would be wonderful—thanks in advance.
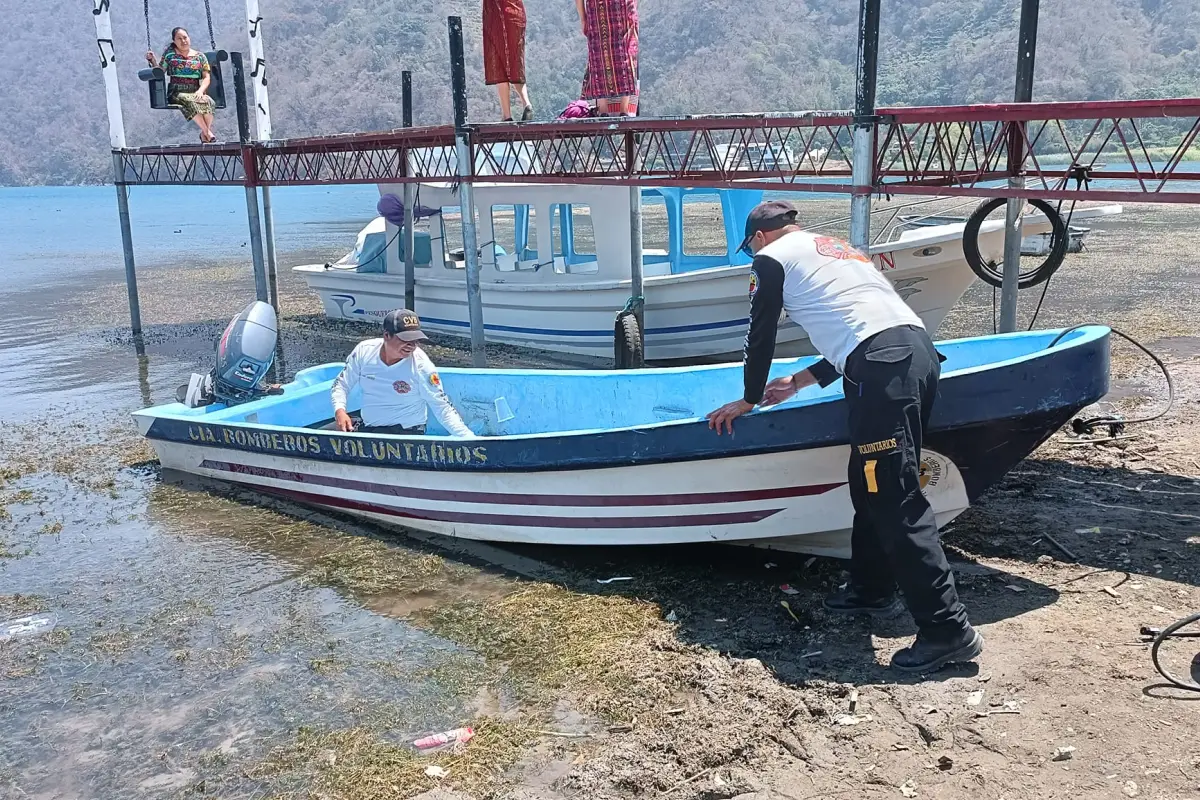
[515,83,532,119]
[202,112,216,140]
[191,116,209,141]
[597,98,611,115]
[496,83,512,120]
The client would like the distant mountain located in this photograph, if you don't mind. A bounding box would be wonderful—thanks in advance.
[3,0,1198,185]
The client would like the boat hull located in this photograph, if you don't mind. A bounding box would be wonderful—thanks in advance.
[135,327,1110,558]
[295,228,1001,362]
[147,440,968,558]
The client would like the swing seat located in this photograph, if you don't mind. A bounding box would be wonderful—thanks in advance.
[138,49,229,111]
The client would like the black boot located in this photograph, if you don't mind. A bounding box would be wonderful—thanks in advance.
[891,625,984,673]
[823,586,903,616]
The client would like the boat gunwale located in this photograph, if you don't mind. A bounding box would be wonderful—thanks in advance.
[135,326,1111,473]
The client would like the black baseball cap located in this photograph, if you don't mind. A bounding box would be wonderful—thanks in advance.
[738,200,800,256]
[382,308,429,342]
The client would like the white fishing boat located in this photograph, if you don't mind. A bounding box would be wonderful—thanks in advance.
[293,184,1121,362]
[134,302,1112,558]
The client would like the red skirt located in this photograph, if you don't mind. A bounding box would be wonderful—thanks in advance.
[483,0,527,85]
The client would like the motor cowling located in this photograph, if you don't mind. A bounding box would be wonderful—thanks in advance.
[177,301,279,408]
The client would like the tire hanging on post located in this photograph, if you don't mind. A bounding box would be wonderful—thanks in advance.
[962,197,1069,289]
[614,310,643,370]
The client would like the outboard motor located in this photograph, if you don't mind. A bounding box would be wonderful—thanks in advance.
[177,301,282,408]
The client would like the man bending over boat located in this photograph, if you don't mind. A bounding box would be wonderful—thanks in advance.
[331,309,475,437]
[706,200,982,674]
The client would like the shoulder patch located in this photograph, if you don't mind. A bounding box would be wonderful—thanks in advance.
[748,270,759,299]
[814,235,871,263]
[429,372,441,388]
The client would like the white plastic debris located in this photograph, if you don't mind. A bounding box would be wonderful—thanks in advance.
[424,765,448,778]
[665,610,678,623]
[1123,781,1139,797]
[900,779,918,797]
[966,690,984,707]
[1052,745,1076,762]
[835,714,872,726]
[0,613,57,642]
[596,576,633,584]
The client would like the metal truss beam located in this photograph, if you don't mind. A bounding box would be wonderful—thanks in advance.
[114,99,1200,203]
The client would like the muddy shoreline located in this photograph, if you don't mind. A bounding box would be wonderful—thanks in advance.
[3,202,1200,799]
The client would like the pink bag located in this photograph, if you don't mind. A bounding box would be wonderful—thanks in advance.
[558,100,594,119]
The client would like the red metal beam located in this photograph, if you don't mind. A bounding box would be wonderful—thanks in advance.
[114,98,1200,202]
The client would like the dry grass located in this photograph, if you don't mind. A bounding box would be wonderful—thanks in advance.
[301,540,451,597]
[417,583,663,705]
[250,717,537,799]
[0,594,46,617]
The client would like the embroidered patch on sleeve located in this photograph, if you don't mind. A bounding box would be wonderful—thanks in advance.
[429,372,441,387]
[814,235,871,263]
[748,270,759,299]
[392,380,411,394]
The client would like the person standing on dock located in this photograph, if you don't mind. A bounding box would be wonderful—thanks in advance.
[332,310,475,438]
[483,0,534,121]
[575,0,639,116]
[706,200,983,674]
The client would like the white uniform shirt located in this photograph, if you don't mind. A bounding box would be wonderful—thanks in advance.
[742,230,924,403]
[758,230,923,371]
[331,340,474,437]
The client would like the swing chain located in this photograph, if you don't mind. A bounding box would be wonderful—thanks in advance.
[144,0,152,53]
[204,0,216,50]
[143,0,215,55]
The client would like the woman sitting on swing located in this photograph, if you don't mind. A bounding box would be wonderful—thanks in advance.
[145,27,218,143]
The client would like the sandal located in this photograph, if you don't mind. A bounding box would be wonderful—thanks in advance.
[520,105,533,122]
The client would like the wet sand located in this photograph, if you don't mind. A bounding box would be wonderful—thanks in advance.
[3,202,1200,799]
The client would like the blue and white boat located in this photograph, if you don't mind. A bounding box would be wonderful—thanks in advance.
[293,183,1115,362]
[133,325,1111,557]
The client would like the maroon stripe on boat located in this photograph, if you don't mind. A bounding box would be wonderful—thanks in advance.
[199,460,843,507]
[259,485,784,528]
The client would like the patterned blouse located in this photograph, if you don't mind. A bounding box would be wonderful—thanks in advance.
[159,49,210,93]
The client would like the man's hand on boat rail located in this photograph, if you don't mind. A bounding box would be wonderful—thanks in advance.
[334,409,355,432]
[706,399,754,435]
[761,369,818,406]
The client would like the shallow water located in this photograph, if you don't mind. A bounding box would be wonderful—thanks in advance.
[0,185,524,797]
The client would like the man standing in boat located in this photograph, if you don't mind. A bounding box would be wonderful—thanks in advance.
[706,200,982,674]
[332,310,475,437]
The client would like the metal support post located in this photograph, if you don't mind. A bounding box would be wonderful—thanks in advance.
[262,188,280,309]
[113,155,143,336]
[629,185,644,358]
[401,70,416,312]
[849,0,881,251]
[92,1,141,336]
[626,130,645,366]
[245,0,279,312]
[999,0,1040,333]
[233,52,270,303]
[449,17,486,367]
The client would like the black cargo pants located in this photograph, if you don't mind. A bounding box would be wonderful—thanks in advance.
[841,324,969,638]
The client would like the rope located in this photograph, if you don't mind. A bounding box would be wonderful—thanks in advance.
[1148,613,1200,693]
[144,0,152,52]
[203,0,216,49]
[1047,325,1175,436]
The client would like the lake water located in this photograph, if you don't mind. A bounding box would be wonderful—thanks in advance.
[0,184,521,796]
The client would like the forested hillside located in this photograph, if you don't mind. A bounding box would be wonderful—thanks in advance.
[3,0,1199,185]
